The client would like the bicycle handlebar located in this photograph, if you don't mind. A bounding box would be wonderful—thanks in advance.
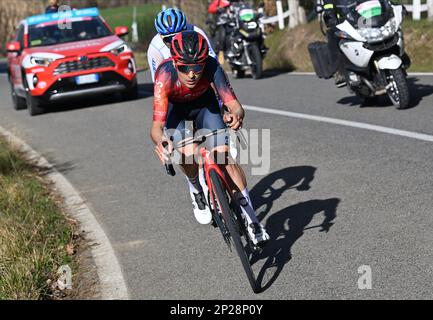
[162,141,176,176]
[163,128,248,176]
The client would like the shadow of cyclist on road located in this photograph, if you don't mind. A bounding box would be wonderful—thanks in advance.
[249,166,316,222]
[251,198,340,293]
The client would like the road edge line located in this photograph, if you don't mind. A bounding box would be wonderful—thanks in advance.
[286,72,433,76]
[0,126,129,300]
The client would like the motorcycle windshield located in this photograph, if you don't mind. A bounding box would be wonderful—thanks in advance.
[337,0,394,28]
[239,9,255,22]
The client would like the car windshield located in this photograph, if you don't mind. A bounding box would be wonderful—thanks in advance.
[28,17,112,47]
[336,0,394,28]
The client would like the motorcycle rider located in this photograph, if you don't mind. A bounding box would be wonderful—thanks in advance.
[321,0,352,86]
[207,0,231,55]
[148,8,217,82]
[45,0,60,13]
[207,0,244,59]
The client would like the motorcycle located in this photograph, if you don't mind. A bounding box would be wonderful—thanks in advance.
[309,0,411,109]
[210,3,267,79]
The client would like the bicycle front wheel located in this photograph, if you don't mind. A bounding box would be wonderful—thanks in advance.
[209,169,259,293]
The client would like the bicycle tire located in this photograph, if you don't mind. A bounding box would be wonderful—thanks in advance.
[209,169,259,293]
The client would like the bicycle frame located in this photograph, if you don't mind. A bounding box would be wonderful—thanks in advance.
[165,128,247,216]
[200,147,235,212]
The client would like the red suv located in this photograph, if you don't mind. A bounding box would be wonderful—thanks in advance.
[6,8,138,116]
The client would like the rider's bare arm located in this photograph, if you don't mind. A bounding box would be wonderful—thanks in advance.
[208,58,244,130]
[223,99,245,130]
[150,121,171,164]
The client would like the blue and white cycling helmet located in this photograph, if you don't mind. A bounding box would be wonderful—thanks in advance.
[154,8,187,36]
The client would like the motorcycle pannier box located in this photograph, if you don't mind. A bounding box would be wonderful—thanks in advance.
[308,41,335,79]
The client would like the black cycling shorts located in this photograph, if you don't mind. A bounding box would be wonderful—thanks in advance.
[165,89,229,150]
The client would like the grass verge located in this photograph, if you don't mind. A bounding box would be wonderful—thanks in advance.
[100,4,160,70]
[0,137,75,300]
[402,19,433,72]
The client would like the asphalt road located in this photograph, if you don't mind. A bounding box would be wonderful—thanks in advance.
[1,62,433,299]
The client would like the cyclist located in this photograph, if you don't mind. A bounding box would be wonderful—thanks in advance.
[150,30,269,246]
[147,8,217,82]
[45,0,60,14]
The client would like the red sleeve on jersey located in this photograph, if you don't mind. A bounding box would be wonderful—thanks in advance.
[153,64,172,122]
[212,64,237,105]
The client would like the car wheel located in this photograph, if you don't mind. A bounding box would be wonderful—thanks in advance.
[9,76,26,110]
[26,92,45,116]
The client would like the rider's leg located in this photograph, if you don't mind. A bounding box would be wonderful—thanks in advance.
[211,145,269,245]
[165,102,200,186]
[165,102,211,224]
[212,146,259,224]
[179,146,202,192]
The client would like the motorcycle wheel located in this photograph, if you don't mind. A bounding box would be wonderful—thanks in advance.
[385,68,410,110]
[249,44,263,80]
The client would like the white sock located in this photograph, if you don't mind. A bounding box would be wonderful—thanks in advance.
[186,174,203,194]
[235,188,259,225]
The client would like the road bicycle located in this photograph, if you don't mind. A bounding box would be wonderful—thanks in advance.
[163,128,262,293]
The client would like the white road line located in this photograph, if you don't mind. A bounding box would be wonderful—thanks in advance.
[288,72,316,76]
[141,89,433,142]
[244,105,433,143]
[0,126,129,300]
[407,72,433,76]
[279,71,433,76]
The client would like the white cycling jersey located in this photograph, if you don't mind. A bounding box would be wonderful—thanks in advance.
[147,24,217,82]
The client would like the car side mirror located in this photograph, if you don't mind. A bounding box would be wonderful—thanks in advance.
[115,26,129,37]
[315,4,324,14]
[6,41,21,53]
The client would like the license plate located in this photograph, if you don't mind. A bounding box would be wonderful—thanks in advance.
[75,74,99,85]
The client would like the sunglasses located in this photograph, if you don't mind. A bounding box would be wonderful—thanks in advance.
[175,63,206,74]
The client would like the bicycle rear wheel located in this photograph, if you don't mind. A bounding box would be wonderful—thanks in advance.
[209,169,259,293]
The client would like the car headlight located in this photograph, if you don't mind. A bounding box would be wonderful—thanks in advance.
[357,18,397,43]
[110,43,129,55]
[30,56,53,67]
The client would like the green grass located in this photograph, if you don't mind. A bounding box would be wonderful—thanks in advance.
[0,138,74,300]
[264,21,325,72]
[100,4,161,70]
[264,29,295,71]
[100,4,161,50]
[402,19,433,72]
